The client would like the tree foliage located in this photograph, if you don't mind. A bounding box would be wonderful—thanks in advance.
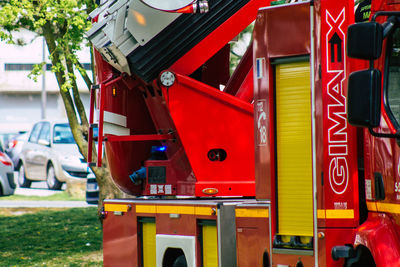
[0,0,124,212]
[230,23,254,73]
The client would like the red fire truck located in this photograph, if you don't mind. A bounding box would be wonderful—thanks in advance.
[86,0,400,265]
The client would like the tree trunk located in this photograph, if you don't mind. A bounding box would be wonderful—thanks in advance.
[42,22,125,217]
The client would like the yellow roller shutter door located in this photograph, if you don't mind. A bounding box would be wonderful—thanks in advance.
[142,221,156,267]
[275,61,313,237]
[202,224,218,267]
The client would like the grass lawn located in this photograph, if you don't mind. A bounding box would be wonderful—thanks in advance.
[2,191,84,201]
[0,207,102,266]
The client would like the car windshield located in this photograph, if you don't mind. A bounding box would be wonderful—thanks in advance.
[53,124,75,144]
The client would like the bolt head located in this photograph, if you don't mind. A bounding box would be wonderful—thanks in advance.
[160,71,176,87]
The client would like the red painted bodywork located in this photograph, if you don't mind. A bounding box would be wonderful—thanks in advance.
[95,0,400,265]
[161,73,255,196]
[224,42,254,102]
[319,0,360,229]
[102,200,221,266]
[235,211,270,266]
[103,207,138,266]
[170,0,272,76]
[254,6,313,264]
[253,0,400,265]
[253,0,312,200]
[91,0,268,197]
[319,228,355,266]
[353,1,400,265]
[354,213,400,266]
[93,52,157,195]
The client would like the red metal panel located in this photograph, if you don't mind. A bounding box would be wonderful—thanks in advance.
[313,0,326,229]
[106,134,174,142]
[94,53,194,196]
[373,0,400,12]
[103,206,138,266]
[143,148,196,196]
[262,3,311,58]
[199,44,231,89]
[320,0,360,228]
[253,2,311,202]
[139,83,196,196]
[234,66,254,103]
[253,18,271,200]
[156,214,197,236]
[224,42,253,98]
[253,2,369,262]
[93,53,149,195]
[364,3,400,253]
[271,253,315,266]
[354,213,400,266]
[94,50,114,83]
[95,62,159,195]
[253,2,312,223]
[170,0,271,76]
[92,1,266,197]
[163,73,255,197]
[318,228,355,266]
[236,217,270,267]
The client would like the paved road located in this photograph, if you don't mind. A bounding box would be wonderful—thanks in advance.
[14,180,65,196]
[0,181,95,208]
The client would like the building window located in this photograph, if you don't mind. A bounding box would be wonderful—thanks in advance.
[5,63,35,71]
[4,63,92,71]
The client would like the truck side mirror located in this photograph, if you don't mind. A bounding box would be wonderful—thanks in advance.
[347,22,383,60]
[347,69,381,128]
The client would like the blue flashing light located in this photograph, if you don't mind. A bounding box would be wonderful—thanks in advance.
[152,146,167,153]
[158,146,167,152]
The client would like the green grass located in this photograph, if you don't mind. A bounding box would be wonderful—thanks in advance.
[2,191,84,201]
[0,207,102,266]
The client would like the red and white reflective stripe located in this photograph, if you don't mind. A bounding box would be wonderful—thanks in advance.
[0,152,12,166]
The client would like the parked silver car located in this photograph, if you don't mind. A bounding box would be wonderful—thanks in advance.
[18,121,91,190]
[0,141,15,196]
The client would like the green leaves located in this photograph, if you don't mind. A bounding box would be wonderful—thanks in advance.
[0,0,93,54]
[28,62,46,82]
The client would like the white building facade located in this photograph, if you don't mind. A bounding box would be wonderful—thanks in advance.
[0,29,92,133]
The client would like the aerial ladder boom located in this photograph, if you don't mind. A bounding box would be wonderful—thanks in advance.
[86,0,269,197]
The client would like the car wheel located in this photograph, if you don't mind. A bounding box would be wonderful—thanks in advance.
[46,163,62,190]
[18,163,32,188]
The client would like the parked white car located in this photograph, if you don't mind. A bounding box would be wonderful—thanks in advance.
[18,121,92,190]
